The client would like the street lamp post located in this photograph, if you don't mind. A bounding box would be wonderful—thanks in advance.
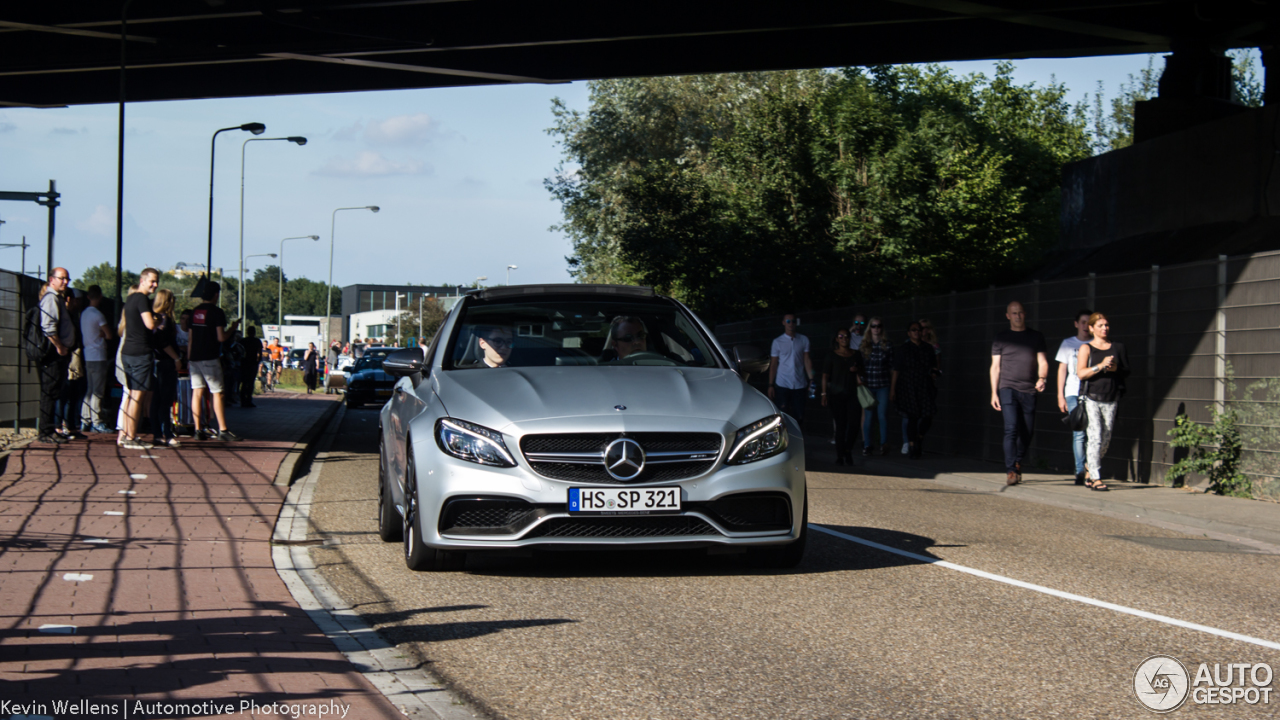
[239,136,306,321]
[395,292,406,344]
[278,235,320,328]
[326,206,379,350]
[240,253,277,323]
[206,123,265,278]
[506,264,518,285]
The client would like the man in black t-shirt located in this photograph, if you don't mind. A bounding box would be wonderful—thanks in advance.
[188,282,242,441]
[118,268,160,450]
[989,300,1048,485]
[239,326,264,407]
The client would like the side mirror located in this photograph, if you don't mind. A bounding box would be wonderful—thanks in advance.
[383,347,426,378]
[732,344,769,377]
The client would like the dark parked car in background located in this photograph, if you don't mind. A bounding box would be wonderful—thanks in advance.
[344,347,402,408]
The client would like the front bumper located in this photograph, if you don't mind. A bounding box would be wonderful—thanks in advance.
[411,416,806,551]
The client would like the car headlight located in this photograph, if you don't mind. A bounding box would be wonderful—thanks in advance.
[726,414,788,465]
[435,418,516,467]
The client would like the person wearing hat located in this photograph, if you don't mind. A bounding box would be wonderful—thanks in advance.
[188,281,242,441]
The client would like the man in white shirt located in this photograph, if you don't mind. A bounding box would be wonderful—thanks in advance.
[79,286,116,433]
[1055,309,1092,484]
[848,313,866,349]
[768,313,813,426]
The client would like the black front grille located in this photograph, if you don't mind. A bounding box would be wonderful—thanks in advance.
[525,515,720,538]
[702,493,792,531]
[439,498,544,535]
[521,432,722,454]
[528,460,713,484]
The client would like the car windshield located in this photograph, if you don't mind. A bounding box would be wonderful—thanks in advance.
[444,298,722,370]
[352,348,396,371]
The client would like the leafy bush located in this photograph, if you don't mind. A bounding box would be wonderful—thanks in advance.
[1166,410,1249,498]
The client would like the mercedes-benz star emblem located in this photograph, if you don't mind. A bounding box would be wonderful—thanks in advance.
[614,405,626,411]
[603,438,646,481]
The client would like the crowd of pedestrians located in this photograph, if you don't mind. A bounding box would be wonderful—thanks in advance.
[772,299,1128,488]
[34,267,256,449]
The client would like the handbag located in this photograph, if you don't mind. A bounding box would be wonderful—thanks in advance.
[1061,399,1087,431]
[857,385,877,409]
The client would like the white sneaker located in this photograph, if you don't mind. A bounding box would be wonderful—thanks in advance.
[121,439,152,450]
[901,442,910,454]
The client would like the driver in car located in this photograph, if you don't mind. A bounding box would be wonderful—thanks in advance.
[477,325,513,368]
[610,316,649,359]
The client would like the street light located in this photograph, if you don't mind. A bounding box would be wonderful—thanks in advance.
[205,122,265,283]
[395,292,407,343]
[326,206,379,349]
[240,252,277,322]
[239,135,306,321]
[506,264,518,285]
[279,234,320,328]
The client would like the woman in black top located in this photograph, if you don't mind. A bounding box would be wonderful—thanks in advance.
[891,322,938,458]
[821,329,862,465]
[302,342,319,394]
[1075,312,1129,491]
[149,289,184,447]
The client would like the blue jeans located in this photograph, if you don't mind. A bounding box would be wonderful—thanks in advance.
[862,386,890,447]
[774,385,808,425]
[1066,395,1086,475]
[999,387,1037,472]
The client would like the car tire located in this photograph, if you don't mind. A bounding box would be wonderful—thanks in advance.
[747,492,807,569]
[403,455,466,572]
[377,439,402,543]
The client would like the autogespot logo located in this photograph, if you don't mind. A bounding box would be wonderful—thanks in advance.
[1135,655,1190,713]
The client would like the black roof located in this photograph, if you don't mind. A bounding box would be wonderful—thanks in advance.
[474,284,655,300]
[3,2,1267,108]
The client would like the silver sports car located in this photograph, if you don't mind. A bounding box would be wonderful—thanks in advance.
[376,284,806,570]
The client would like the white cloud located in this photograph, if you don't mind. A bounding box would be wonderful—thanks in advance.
[332,120,363,142]
[77,205,114,236]
[364,113,435,146]
[312,151,430,177]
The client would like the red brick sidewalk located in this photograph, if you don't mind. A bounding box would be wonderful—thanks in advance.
[0,393,403,719]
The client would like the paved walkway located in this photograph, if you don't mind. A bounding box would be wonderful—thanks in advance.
[0,392,403,720]
[830,448,1280,550]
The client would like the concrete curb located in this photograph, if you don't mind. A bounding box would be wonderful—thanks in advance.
[271,405,480,720]
[862,455,1280,553]
[272,397,342,487]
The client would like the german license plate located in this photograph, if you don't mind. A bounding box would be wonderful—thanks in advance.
[376,389,393,397]
[568,487,681,514]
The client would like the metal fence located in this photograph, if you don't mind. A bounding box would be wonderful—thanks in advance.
[715,250,1280,501]
[0,268,44,429]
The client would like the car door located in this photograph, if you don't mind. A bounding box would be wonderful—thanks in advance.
[389,336,440,492]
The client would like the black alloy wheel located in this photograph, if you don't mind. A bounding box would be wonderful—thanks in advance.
[402,454,466,572]
[377,437,402,542]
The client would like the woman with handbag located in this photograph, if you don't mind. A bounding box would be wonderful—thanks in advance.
[858,318,894,456]
[821,328,863,465]
[1076,312,1129,491]
[149,289,184,447]
[891,322,938,458]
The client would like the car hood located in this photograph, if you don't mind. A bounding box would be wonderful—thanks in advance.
[350,368,393,382]
[434,366,773,429]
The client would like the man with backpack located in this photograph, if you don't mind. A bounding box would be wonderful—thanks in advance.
[37,268,77,444]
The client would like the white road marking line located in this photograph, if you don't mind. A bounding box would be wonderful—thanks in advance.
[140,455,159,458]
[62,573,93,582]
[118,490,136,495]
[37,624,76,634]
[103,511,124,516]
[811,524,1280,651]
[83,538,108,544]
[129,473,147,479]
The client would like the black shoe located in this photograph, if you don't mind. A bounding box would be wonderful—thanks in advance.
[242,401,256,408]
[836,453,845,466]
[217,429,242,442]
[879,444,889,456]
[196,428,217,440]
[38,434,69,444]
[862,446,872,457]
[1074,472,1086,486]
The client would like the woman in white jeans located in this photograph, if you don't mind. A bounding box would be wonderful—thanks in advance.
[1075,312,1129,491]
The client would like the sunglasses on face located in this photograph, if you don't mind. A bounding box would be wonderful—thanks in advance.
[616,332,647,343]
[869,324,882,329]
[783,319,795,324]
[853,321,866,326]
[836,334,849,339]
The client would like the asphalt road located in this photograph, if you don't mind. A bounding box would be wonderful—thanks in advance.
[307,408,1280,719]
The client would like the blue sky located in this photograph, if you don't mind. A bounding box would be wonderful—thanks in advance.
[0,54,1163,292]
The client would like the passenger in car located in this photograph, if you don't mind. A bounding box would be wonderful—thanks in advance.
[477,326,513,368]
